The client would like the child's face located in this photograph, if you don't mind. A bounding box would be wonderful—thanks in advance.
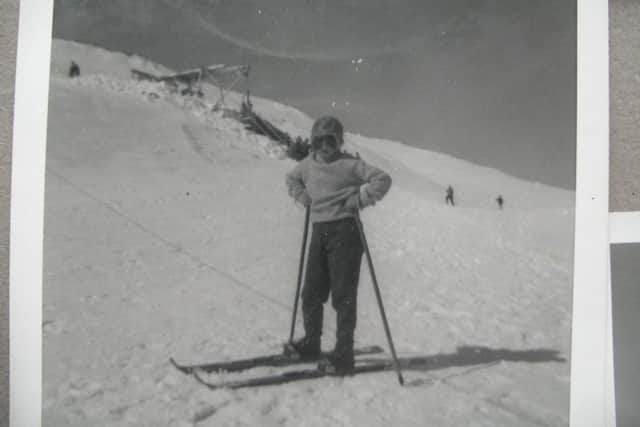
[312,135,341,162]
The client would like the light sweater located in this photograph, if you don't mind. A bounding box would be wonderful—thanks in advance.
[285,152,392,223]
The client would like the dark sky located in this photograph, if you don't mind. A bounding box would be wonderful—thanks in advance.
[53,0,576,189]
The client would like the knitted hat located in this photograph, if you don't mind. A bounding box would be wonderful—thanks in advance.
[311,116,344,142]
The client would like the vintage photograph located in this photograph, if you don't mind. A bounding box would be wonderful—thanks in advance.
[43,1,576,425]
[610,243,640,427]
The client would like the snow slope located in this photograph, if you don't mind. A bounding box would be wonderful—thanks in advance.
[43,39,575,426]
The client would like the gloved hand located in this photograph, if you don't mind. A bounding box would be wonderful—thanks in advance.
[344,192,361,212]
[297,192,312,207]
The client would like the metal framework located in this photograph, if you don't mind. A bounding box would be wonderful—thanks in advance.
[131,64,250,108]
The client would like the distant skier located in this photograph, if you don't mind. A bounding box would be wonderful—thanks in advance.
[496,195,504,210]
[68,61,80,78]
[285,116,392,373]
[445,185,455,206]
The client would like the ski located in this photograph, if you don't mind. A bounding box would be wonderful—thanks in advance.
[192,360,392,390]
[170,345,384,374]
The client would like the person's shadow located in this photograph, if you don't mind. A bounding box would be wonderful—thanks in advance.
[359,345,566,387]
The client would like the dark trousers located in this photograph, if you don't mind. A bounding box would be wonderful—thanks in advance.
[302,218,364,357]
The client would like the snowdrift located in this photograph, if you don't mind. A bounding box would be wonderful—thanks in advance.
[43,39,574,427]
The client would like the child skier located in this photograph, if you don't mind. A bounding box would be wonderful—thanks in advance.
[285,116,392,373]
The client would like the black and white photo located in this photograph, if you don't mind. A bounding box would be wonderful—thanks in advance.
[26,1,580,425]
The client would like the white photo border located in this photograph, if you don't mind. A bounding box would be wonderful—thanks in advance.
[609,212,640,243]
[569,0,611,426]
[9,0,53,426]
[605,249,616,427]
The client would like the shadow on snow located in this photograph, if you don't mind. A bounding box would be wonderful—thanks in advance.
[359,345,566,385]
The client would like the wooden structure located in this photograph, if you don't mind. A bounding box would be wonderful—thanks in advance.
[131,64,250,107]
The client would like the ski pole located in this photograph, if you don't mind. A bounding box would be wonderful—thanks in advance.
[288,206,311,344]
[355,213,404,386]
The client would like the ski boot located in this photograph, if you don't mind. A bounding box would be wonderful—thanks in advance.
[283,336,321,361]
[317,350,355,375]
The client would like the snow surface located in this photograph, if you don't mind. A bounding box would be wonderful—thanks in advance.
[43,39,575,426]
